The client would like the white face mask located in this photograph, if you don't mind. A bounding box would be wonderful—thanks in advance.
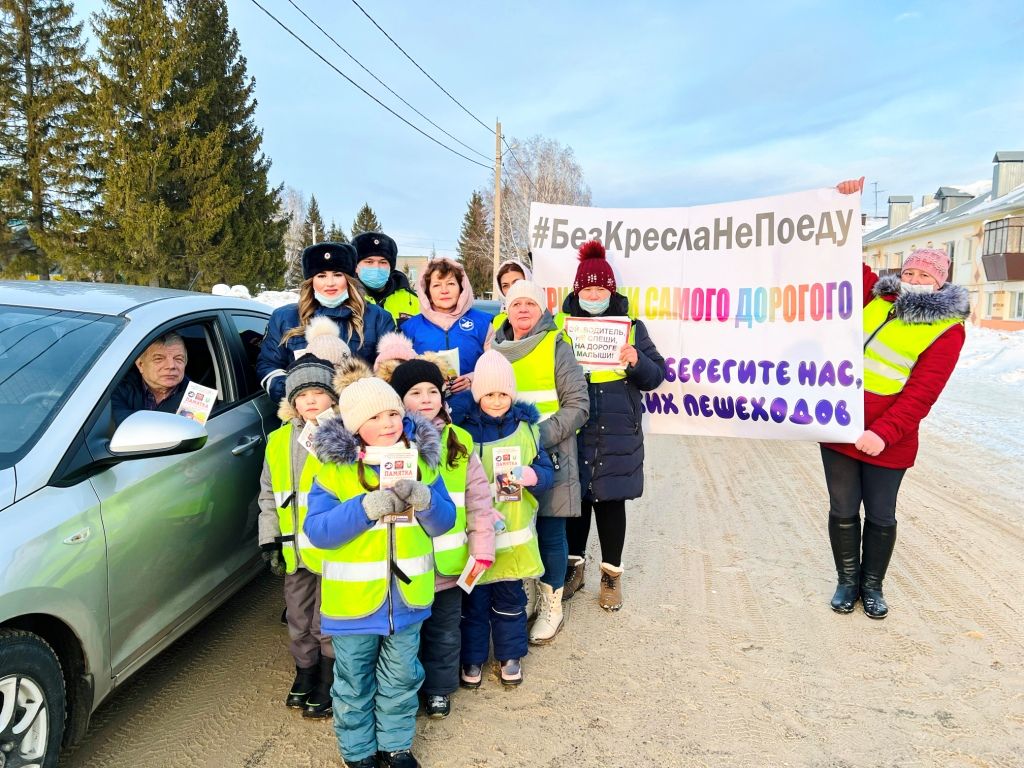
[900,281,935,295]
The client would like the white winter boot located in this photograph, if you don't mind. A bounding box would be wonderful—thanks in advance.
[529,582,564,645]
[524,577,539,622]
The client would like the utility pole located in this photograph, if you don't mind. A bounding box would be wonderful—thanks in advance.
[871,181,885,219]
[492,119,502,284]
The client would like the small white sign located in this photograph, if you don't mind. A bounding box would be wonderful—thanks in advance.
[492,445,522,503]
[379,447,418,523]
[297,420,318,456]
[175,382,218,424]
[562,316,632,371]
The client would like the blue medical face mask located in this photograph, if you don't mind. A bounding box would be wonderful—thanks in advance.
[315,290,348,308]
[358,266,390,290]
[579,296,611,315]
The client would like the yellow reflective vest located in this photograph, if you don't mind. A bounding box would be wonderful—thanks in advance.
[314,459,437,620]
[434,425,472,577]
[510,330,561,421]
[367,289,420,323]
[477,421,544,583]
[862,297,962,396]
[266,423,328,574]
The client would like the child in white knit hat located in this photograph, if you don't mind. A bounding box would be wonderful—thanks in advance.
[303,373,455,768]
[452,350,554,687]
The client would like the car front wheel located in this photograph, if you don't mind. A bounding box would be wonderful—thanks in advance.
[0,630,65,768]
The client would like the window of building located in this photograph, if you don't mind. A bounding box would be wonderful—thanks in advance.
[986,293,997,319]
[1013,292,1024,321]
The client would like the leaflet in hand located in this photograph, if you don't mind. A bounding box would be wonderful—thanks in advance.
[379,447,418,523]
[457,554,482,594]
[435,348,460,380]
[175,382,218,425]
[492,446,522,503]
[315,406,338,426]
[297,420,319,456]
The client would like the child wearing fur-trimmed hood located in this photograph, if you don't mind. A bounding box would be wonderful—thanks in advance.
[256,315,359,720]
[303,373,455,768]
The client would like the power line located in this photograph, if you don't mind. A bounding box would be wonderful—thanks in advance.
[284,0,491,163]
[502,138,538,196]
[245,0,491,170]
[347,0,494,135]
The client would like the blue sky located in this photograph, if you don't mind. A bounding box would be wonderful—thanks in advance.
[75,0,1024,258]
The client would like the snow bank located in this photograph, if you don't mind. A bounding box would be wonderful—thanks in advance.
[253,290,299,308]
[953,326,1024,384]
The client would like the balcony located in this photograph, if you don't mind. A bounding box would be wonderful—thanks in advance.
[982,217,1024,281]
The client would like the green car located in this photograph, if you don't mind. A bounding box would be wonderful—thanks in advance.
[0,281,278,767]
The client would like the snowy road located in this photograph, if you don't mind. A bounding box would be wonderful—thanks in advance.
[60,422,1024,767]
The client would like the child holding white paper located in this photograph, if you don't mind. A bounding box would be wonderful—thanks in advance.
[387,358,497,718]
[257,355,340,719]
[452,350,554,687]
[304,374,455,768]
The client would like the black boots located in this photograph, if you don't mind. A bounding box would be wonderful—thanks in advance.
[828,516,861,613]
[861,520,897,619]
[286,664,317,708]
[303,655,334,718]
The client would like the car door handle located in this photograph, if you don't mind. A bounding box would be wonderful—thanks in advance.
[231,436,263,456]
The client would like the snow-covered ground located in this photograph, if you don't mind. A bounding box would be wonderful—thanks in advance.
[243,288,1023,458]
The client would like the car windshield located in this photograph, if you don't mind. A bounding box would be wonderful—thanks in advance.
[0,306,123,467]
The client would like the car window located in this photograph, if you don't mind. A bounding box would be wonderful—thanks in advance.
[0,306,123,467]
[228,312,268,399]
[109,320,234,430]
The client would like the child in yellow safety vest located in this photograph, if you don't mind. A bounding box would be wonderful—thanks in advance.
[257,354,340,719]
[304,374,455,768]
[452,350,554,687]
[387,357,498,719]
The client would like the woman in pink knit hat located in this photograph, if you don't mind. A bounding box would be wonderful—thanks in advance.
[820,245,968,619]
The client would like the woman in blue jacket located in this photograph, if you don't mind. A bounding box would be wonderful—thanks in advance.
[399,258,492,412]
[257,242,396,403]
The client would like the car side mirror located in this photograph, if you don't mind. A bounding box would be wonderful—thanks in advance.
[109,410,208,457]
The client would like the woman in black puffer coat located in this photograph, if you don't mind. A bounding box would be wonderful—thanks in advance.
[562,241,665,611]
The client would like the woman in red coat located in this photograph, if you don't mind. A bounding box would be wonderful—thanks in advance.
[821,247,968,618]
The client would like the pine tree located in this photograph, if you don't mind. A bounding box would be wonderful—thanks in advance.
[458,190,492,296]
[351,202,381,237]
[171,0,285,290]
[0,0,95,278]
[326,219,348,243]
[88,0,191,285]
[302,194,326,248]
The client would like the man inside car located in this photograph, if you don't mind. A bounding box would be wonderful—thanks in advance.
[111,333,190,426]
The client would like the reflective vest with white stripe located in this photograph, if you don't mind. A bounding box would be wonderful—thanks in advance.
[862,297,962,396]
[510,330,561,421]
[314,459,437,620]
[477,421,544,584]
[267,424,328,574]
[434,424,472,577]
[367,289,420,322]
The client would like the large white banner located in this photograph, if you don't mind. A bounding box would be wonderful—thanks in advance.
[529,187,864,441]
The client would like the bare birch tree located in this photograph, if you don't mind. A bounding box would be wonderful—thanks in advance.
[483,135,591,268]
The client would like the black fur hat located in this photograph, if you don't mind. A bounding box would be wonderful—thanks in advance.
[352,232,398,270]
[302,242,356,280]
